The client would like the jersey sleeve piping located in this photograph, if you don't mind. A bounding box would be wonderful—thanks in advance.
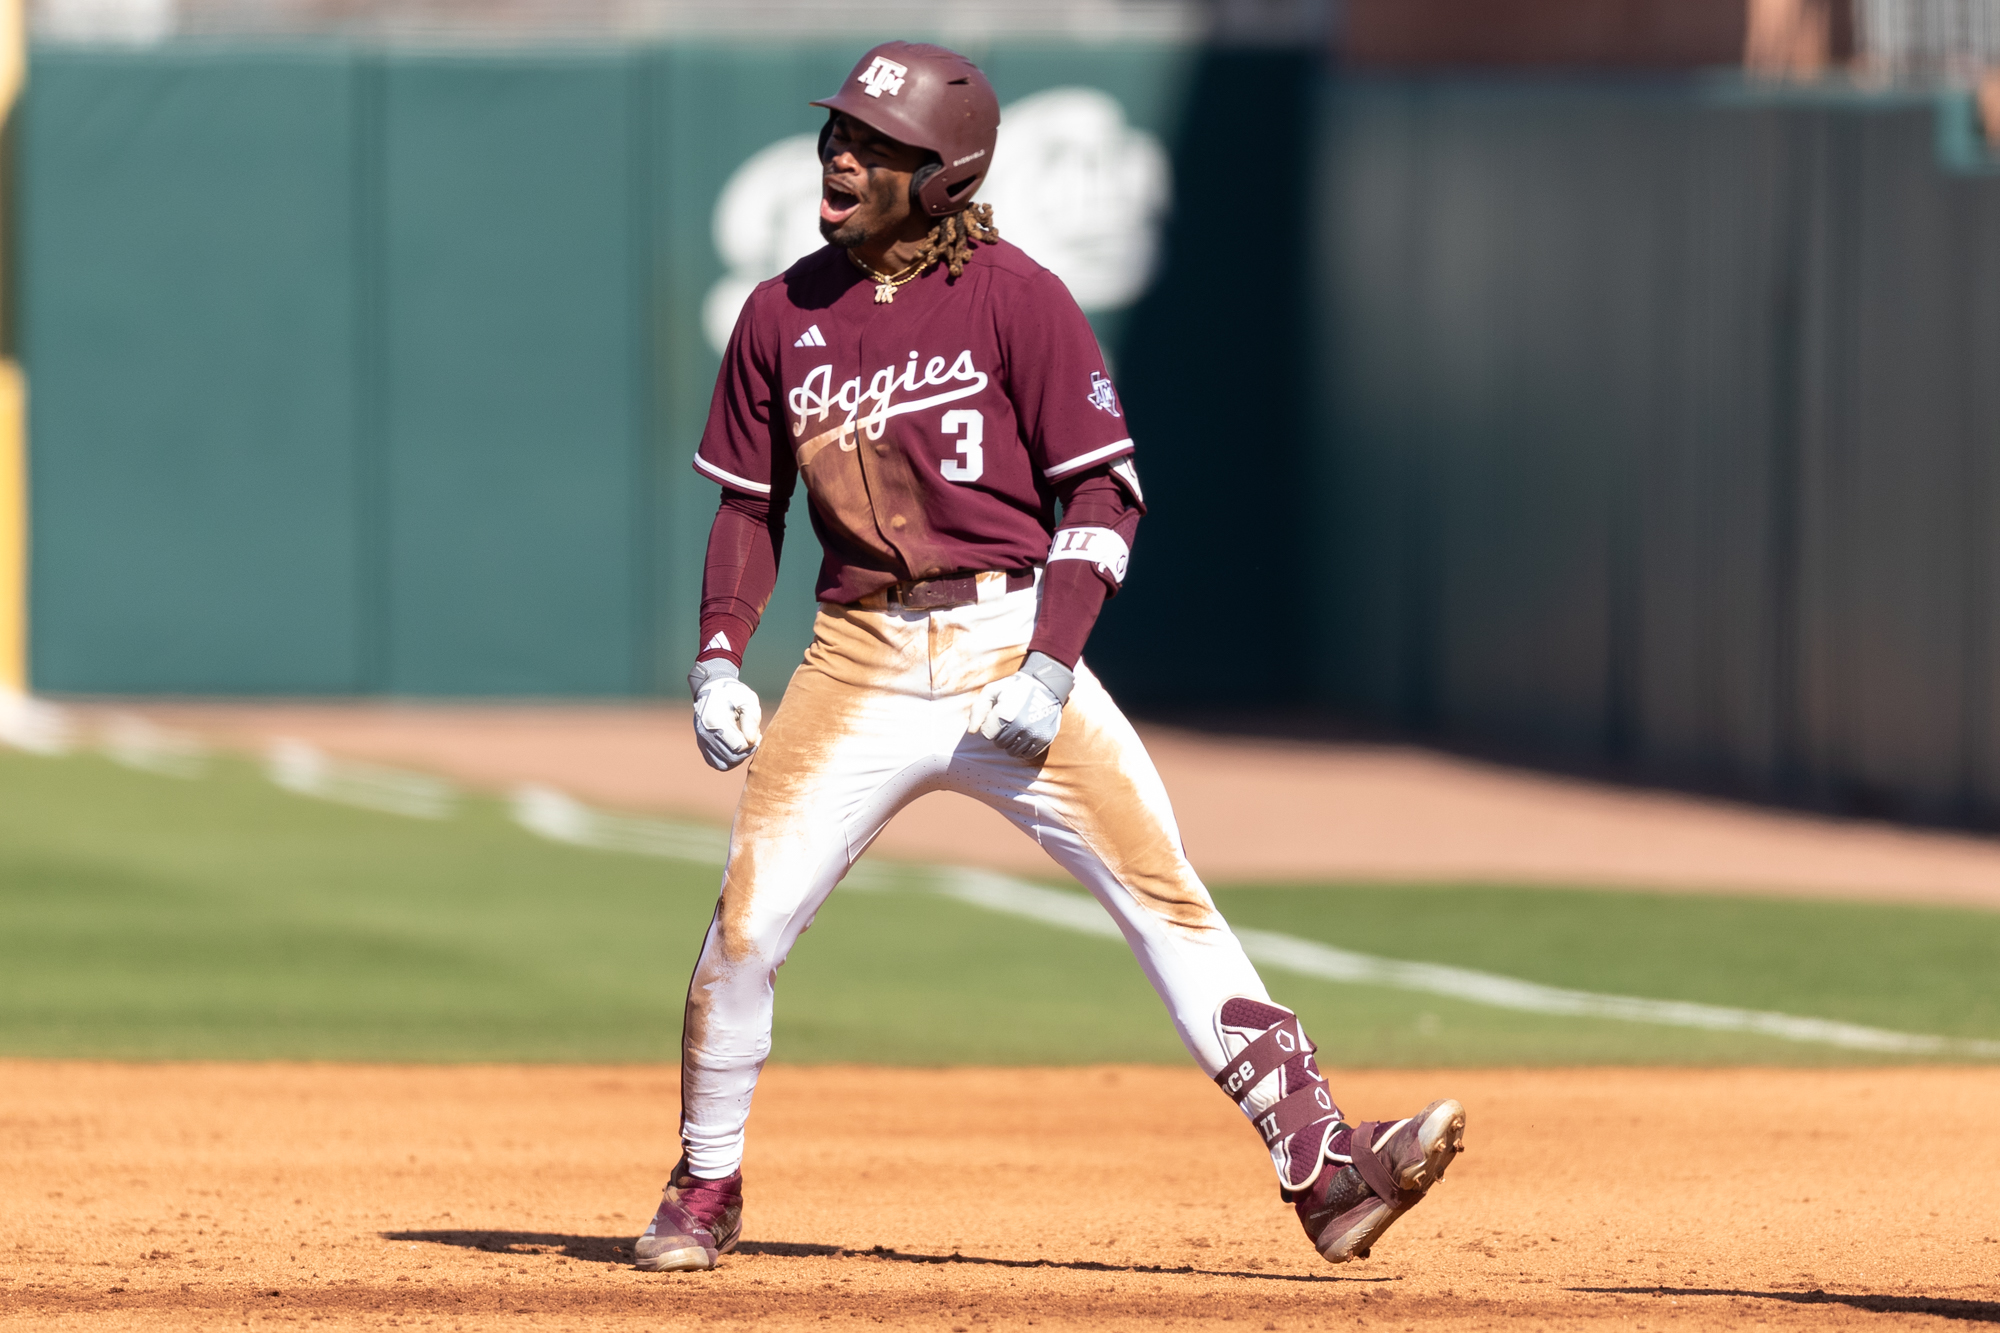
[1043,438,1135,479]
[693,453,773,495]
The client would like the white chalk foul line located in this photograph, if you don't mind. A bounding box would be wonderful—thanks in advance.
[101,713,209,779]
[14,715,1991,1056]
[498,786,2000,1058]
[511,783,729,863]
[1,696,208,774]
[506,784,905,890]
[266,739,457,820]
[937,872,2000,1058]
[0,690,74,756]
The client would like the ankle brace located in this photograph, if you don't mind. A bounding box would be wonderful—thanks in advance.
[1213,997,1348,1192]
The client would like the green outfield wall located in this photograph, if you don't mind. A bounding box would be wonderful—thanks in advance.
[19,40,1208,698]
[21,49,2000,822]
[1311,79,2000,823]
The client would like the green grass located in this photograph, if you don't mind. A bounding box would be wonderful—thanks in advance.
[1217,884,2000,1043]
[2,746,1996,1066]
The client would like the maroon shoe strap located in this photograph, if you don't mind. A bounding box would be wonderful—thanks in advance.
[1262,1091,1347,1192]
[1349,1120,1427,1210]
[669,1162,743,1221]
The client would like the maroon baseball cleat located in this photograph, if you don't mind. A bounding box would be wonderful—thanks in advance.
[633,1160,743,1272]
[1290,1100,1467,1263]
[1212,998,1466,1265]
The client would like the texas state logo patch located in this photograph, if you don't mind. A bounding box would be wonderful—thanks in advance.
[1087,371,1121,418]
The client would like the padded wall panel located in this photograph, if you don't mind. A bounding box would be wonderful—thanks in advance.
[24,48,365,693]
[1313,78,2000,821]
[376,53,647,695]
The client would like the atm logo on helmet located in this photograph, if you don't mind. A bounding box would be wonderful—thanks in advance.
[857,57,908,98]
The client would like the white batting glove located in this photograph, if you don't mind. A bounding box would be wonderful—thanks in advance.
[689,658,763,772]
[967,651,1075,761]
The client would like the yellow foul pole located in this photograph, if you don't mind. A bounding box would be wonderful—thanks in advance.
[0,0,23,697]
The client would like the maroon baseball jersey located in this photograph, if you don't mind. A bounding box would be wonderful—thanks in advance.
[694,238,1134,605]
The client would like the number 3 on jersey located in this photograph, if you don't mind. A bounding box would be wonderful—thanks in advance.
[939,409,984,484]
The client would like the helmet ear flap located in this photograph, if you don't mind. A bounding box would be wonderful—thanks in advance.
[909,161,942,213]
[914,159,986,218]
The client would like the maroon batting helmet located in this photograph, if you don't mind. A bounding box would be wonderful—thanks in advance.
[812,41,1001,218]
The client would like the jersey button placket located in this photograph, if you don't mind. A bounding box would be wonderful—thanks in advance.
[849,321,899,563]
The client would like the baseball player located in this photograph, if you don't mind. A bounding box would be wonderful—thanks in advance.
[635,41,1466,1274]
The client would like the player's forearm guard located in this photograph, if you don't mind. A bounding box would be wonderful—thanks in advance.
[1047,526,1130,585]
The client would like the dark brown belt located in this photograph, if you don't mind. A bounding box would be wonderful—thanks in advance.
[852,567,1039,612]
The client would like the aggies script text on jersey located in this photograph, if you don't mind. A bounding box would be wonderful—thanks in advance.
[695,239,1134,607]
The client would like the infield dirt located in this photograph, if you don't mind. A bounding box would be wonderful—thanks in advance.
[5,1061,1995,1331]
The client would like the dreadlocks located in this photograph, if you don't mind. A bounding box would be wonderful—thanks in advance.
[913,202,1000,279]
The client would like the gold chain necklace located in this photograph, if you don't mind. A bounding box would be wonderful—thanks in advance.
[849,251,931,305]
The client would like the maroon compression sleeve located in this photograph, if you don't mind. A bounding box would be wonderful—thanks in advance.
[1027,563,1110,669]
[697,490,783,667]
[1026,466,1144,669]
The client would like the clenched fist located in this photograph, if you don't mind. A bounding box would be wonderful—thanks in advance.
[967,651,1075,761]
[689,658,764,771]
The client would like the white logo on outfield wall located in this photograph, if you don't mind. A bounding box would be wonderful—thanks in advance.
[38,0,175,42]
[702,87,1171,355]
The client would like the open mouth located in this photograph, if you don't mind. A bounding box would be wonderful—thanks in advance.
[820,181,861,226]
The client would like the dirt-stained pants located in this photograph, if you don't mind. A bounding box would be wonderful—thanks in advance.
[679,580,1273,1177]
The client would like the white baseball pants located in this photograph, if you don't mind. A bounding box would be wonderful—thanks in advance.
[678,579,1273,1177]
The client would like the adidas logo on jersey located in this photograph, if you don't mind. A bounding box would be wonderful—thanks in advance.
[794,325,826,348]
[704,631,732,653]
